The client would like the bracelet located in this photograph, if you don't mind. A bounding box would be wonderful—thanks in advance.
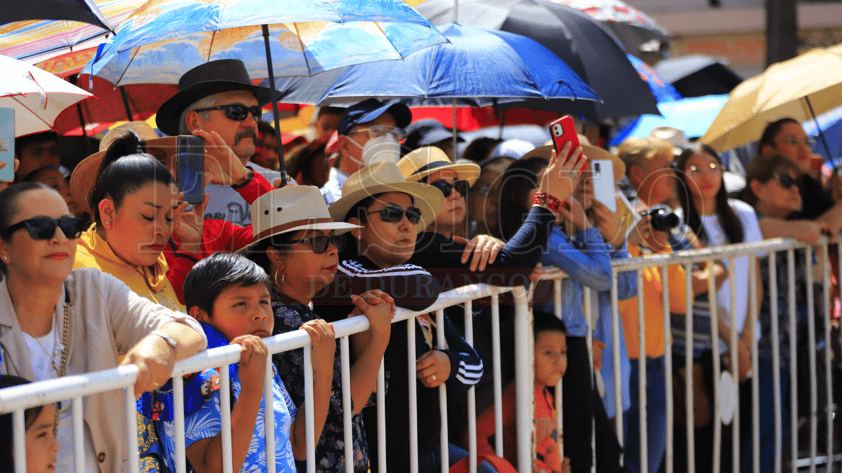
[231,167,254,189]
[150,330,178,353]
[533,192,562,212]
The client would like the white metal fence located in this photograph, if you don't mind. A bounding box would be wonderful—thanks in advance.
[0,236,838,473]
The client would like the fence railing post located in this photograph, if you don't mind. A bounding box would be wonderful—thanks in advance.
[513,284,533,473]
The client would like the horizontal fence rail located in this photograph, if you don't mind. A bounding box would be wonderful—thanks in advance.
[1,236,838,473]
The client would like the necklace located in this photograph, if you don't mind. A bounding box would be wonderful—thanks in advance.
[16,296,70,436]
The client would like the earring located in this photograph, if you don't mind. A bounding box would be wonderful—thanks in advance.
[1,256,7,262]
[104,221,110,227]
[273,269,285,287]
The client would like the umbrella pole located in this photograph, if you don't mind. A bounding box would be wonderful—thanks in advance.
[805,96,834,164]
[452,98,458,154]
[262,24,289,187]
[119,86,133,121]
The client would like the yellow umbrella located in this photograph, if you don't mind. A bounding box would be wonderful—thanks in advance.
[702,42,842,152]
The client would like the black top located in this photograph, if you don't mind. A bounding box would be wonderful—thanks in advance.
[791,174,834,220]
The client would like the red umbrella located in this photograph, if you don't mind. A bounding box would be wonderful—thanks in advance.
[52,74,178,135]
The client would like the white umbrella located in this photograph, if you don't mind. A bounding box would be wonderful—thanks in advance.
[0,54,93,137]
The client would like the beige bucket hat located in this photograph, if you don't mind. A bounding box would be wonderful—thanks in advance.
[238,185,361,254]
[328,162,444,233]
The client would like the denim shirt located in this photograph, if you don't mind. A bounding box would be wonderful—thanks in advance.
[534,226,614,338]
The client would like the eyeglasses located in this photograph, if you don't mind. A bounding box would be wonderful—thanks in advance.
[194,103,262,122]
[776,173,799,189]
[286,235,345,254]
[368,204,422,224]
[347,124,407,141]
[780,136,816,148]
[429,179,470,197]
[687,162,722,174]
[2,217,87,240]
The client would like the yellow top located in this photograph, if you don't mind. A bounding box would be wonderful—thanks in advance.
[618,244,687,359]
[74,225,184,312]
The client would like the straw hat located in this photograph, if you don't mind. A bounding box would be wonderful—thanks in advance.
[397,146,480,185]
[69,122,171,216]
[328,162,444,233]
[237,186,360,254]
[520,135,626,184]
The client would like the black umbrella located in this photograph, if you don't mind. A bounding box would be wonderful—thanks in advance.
[1,0,112,30]
[654,55,744,98]
[415,0,661,122]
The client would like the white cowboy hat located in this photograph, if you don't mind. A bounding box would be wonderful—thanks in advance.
[328,162,444,233]
[238,185,360,254]
[397,146,480,185]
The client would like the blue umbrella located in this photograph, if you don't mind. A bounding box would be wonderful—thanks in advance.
[803,105,842,164]
[626,53,681,103]
[609,94,729,147]
[273,23,600,107]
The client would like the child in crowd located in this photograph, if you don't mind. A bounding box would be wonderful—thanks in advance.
[459,311,571,473]
[156,252,335,472]
[0,375,61,473]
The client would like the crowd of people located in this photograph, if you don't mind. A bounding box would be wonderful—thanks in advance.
[0,57,837,473]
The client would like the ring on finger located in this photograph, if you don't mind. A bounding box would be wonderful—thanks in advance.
[432,374,437,381]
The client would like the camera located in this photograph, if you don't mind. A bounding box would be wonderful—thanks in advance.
[644,207,680,232]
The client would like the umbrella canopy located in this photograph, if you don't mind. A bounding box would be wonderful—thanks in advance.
[626,53,681,103]
[701,43,842,152]
[409,106,559,131]
[0,0,142,66]
[1,0,111,30]
[0,54,93,137]
[415,0,660,122]
[272,23,599,106]
[84,0,448,85]
[654,55,743,98]
[547,0,670,58]
[609,95,728,146]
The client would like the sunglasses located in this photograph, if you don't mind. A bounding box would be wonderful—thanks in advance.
[194,103,262,122]
[286,235,346,254]
[2,217,88,240]
[429,179,470,197]
[368,204,422,224]
[776,173,799,189]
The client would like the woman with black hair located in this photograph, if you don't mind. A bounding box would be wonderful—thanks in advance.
[0,183,206,472]
[672,143,764,472]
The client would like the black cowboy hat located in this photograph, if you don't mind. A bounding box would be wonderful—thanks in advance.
[156,59,280,136]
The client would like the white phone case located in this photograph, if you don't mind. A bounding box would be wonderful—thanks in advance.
[590,159,616,212]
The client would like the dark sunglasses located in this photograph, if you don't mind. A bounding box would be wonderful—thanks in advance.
[368,205,422,224]
[286,235,345,254]
[194,103,262,122]
[429,179,470,197]
[2,217,88,240]
[776,173,799,189]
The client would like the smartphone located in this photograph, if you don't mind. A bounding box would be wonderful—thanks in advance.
[590,159,616,212]
[176,135,204,204]
[548,115,580,163]
[0,108,14,182]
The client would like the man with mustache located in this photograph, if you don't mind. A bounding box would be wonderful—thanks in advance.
[157,59,282,226]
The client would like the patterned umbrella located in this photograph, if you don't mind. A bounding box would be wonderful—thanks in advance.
[84,0,448,184]
[84,0,447,84]
[0,0,143,67]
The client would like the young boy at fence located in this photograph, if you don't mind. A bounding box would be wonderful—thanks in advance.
[0,375,61,473]
[153,253,336,472]
[452,311,571,473]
